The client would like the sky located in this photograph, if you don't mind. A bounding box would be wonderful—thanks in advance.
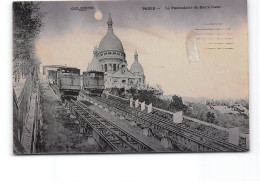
[36,0,248,99]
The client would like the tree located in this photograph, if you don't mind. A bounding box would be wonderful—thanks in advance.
[13,2,44,81]
[127,87,137,96]
[168,95,186,112]
[119,88,125,97]
[207,112,215,124]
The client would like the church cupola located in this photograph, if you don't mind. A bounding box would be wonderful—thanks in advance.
[134,50,138,61]
[97,13,125,54]
[93,45,98,56]
[87,46,102,72]
[107,13,113,30]
[130,50,144,75]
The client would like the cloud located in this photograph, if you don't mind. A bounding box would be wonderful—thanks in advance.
[40,0,247,37]
[36,0,248,99]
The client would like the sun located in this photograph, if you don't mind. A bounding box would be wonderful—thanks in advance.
[94,10,103,21]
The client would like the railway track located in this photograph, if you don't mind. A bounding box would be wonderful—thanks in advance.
[87,96,221,152]
[89,95,248,152]
[49,83,61,98]
[65,99,155,153]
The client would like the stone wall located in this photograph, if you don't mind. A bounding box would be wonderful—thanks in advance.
[13,68,42,154]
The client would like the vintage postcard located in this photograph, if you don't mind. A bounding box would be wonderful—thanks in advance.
[13,0,249,154]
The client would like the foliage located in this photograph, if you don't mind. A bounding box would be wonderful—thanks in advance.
[106,87,125,97]
[240,100,249,109]
[13,2,44,81]
[126,87,186,113]
[168,95,187,112]
[206,112,215,123]
[186,102,249,129]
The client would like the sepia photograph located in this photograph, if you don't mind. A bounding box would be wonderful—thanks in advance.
[13,0,249,154]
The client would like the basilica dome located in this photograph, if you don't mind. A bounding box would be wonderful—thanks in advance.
[98,14,125,53]
[130,51,144,75]
[98,32,124,53]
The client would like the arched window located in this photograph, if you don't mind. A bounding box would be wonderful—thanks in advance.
[104,64,107,72]
[113,64,116,71]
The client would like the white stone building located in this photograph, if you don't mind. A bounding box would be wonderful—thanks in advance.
[87,14,145,90]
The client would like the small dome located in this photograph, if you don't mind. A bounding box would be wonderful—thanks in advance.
[87,46,103,72]
[130,50,144,75]
[98,14,124,53]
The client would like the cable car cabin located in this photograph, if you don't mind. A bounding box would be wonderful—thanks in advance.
[57,67,81,99]
[47,70,58,85]
[83,71,104,96]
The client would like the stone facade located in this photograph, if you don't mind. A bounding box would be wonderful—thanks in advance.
[87,14,145,90]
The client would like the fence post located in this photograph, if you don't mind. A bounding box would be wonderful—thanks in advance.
[228,127,240,145]
[141,101,145,111]
[172,111,183,123]
[147,103,153,113]
[130,98,133,107]
[135,99,139,108]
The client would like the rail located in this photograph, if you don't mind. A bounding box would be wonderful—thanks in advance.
[89,96,221,152]
[65,99,155,153]
[91,96,248,152]
[103,95,248,151]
